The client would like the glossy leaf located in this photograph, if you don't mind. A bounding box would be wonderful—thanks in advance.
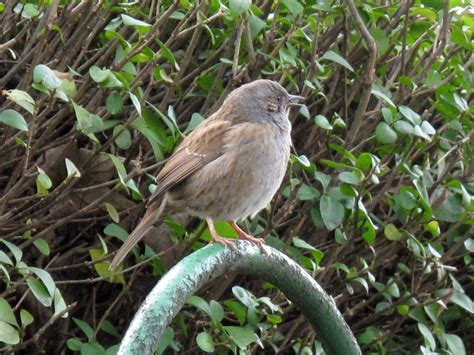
[0,109,28,131]
[321,50,354,72]
[196,332,214,353]
[320,195,345,231]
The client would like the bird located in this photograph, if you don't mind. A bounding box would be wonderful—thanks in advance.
[109,79,303,269]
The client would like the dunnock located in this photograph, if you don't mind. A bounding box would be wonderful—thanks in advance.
[110,80,303,268]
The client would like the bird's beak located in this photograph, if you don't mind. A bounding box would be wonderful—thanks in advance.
[287,94,305,106]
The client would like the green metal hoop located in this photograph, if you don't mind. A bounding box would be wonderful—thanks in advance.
[118,240,361,354]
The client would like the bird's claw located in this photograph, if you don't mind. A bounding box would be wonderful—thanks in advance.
[236,232,268,254]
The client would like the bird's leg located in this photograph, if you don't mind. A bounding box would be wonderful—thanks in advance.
[229,221,267,253]
[206,218,237,249]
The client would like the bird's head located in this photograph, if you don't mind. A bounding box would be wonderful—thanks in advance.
[222,79,304,123]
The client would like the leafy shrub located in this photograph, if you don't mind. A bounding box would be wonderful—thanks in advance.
[0,0,472,354]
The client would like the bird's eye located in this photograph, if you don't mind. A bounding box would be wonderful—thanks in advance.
[276,96,282,104]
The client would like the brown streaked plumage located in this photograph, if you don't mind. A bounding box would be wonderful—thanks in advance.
[110,79,303,268]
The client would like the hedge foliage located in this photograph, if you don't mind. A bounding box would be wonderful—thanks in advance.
[0,0,473,354]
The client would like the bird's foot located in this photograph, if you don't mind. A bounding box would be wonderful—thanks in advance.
[230,221,268,254]
[210,233,238,250]
[207,217,238,251]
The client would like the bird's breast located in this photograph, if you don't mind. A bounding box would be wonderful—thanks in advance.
[171,122,292,221]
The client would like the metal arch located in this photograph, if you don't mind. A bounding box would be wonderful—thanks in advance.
[118,240,361,355]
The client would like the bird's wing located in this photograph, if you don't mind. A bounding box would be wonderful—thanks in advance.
[147,118,231,206]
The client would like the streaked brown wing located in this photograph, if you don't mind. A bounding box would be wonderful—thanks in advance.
[147,118,231,206]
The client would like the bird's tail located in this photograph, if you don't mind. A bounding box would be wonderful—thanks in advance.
[109,199,166,269]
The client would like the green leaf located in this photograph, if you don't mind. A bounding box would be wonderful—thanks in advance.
[396,305,410,316]
[36,168,52,195]
[399,106,421,125]
[425,221,440,237]
[0,320,19,345]
[0,298,18,327]
[229,0,251,16]
[23,3,39,18]
[433,190,465,223]
[420,120,436,135]
[282,0,304,16]
[121,14,151,28]
[106,92,123,115]
[335,229,348,245]
[27,277,52,307]
[129,92,142,116]
[104,153,127,184]
[67,338,83,351]
[20,309,34,327]
[100,320,119,337]
[320,50,354,72]
[104,203,120,223]
[65,158,81,178]
[187,296,211,316]
[384,223,402,241]
[0,109,28,131]
[0,239,22,264]
[414,125,431,141]
[314,171,331,192]
[224,300,246,324]
[298,184,320,200]
[465,239,474,253]
[80,342,105,355]
[394,120,414,135]
[72,101,91,132]
[338,172,360,185]
[104,223,129,241]
[371,88,395,107]
[381,107,393,123]
[73,318,94,341]
[358,326,381,345]
[314,114,333,130]
[354,277,369,293]
[89,248,124,284]
[450,290,474,314]
[320,159,355,171]
[157,40,179,71]
[328,144,356,162]
[184,113,204,134]
[442,333,466,355]
[418,323,436,350]
[196,332,214,353]
[33,64,61,90]
[266,314,282,324]
[53,288,68,317]
[33,238,50,256]
[3,89,36,115]
[0,250,13,266]
[293,237,315,250]
[89,66,109,83]
[320,195,345,231]
[89,66,123,88]
[156,327,175,355]
[375,122,398,144]
[223,326,258,350]
[370,27,389,53]
[298,104,310,119]
[248,15,266,37]
[294,154,311,167]
[28,267,56,296]
[232,286,258,308]
[258,296,282,313]
[209,300,224,322]
[113,125,132,149]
